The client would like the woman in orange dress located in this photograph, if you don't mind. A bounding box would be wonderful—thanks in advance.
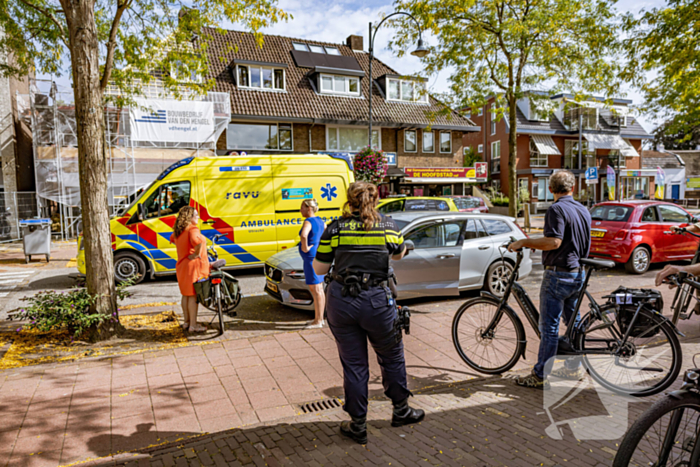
[170,206,209,332]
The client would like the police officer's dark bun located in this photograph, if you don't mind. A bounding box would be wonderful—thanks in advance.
[344,181,381,231]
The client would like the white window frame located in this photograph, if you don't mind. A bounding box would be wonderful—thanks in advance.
[478,107,483,116]
[326,125,381,152]
[491,140,501,160]
[227,122,293,151]
[439,131,452,154]
[236,64,285,92]
[422,130,434,153]
[319,74,361,97]
[404,129,418,153]
[386,78,428,104]
[529,139,548,167]
[490,103,497,135]
[477,144,483,154]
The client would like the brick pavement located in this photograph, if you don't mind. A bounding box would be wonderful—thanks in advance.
[1,269,700,466]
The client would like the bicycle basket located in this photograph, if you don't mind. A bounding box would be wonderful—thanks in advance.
[605,286,663,338]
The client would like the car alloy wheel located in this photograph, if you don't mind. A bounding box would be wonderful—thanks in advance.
[633,248,649,273]
[488,262,513,296]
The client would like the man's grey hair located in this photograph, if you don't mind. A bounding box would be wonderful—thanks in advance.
[549,170,576,194]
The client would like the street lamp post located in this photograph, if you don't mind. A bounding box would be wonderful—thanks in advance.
[367,13,429,148]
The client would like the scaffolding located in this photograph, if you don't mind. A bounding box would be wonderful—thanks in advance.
[17,79,231,239]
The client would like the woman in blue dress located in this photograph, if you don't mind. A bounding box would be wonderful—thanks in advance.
[299,199,326,328]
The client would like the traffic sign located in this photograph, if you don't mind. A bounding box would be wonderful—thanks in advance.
[585,167,598,185]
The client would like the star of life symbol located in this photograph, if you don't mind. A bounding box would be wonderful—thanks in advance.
[321,183,337,202]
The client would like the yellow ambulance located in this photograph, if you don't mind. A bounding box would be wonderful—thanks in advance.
[77,154,355,282]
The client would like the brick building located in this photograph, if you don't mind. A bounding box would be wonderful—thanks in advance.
[463,93,652,208]
[202,28,478,196]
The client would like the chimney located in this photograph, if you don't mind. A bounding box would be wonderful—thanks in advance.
[346,35,364,52]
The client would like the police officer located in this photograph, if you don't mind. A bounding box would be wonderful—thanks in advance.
[313,181,424,444]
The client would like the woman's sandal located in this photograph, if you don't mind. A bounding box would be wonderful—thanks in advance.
[189,324,207,333]
[181,322,190,330]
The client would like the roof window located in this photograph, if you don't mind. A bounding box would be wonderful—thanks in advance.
[293,42,341,55]
[292,42,309,51]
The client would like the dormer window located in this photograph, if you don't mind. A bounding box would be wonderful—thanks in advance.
[529,101,552,122]
[320,74,360,96]
[563,105,598,131]
[386,78,428,103]
[236,65,285,91]
[611,107,629,127]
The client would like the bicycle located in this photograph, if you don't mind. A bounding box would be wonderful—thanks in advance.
[199,234,241,334]
[614,352,700,465]
[669,227,700,325]
[451,237,683,397]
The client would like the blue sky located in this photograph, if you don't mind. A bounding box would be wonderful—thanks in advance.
[41,0,667,131]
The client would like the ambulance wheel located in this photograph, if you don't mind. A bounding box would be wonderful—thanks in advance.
[114,252,146,284]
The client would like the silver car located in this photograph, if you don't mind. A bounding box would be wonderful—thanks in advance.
[264,212,532,310]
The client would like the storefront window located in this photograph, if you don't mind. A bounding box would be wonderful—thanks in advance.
[621,177,650,200]
[537,176,554,201]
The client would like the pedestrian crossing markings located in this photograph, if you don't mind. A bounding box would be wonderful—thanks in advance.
[0,271,34,298]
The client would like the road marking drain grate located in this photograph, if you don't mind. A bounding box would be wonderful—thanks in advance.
[300,398,342,414]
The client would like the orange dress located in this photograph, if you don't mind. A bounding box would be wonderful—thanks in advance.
[171,224,209,296]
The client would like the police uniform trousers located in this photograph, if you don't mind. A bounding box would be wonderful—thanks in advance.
[326,280,411,418]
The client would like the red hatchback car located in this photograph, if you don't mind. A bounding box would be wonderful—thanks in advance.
[589,201,700,274]
[445,195,489,213]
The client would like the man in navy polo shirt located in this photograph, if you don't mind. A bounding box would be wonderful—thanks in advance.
[508,170,591,389]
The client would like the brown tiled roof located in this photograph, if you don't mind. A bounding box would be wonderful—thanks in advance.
[199,28,476,131]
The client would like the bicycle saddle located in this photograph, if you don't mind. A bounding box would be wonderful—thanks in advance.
[579,258,616,270]
[210,259,226,271]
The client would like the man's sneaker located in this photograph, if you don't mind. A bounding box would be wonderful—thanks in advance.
[515,371,550,390]
[340,419,367,444]
[550,366,586,381]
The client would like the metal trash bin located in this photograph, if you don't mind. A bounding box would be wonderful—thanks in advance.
[19,218,52,263]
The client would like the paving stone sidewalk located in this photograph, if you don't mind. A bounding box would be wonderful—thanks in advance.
[1,270,699,467]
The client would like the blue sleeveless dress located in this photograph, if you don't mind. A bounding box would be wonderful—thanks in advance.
[299,217,326,285]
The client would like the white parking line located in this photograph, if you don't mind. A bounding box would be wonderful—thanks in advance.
[0,271,36,298]
[0,272,33,277]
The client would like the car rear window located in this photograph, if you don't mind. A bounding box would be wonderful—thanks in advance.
[481,219,512,236]
[590,205,633,222]
[405,199,450,211]
[453,198,481,210]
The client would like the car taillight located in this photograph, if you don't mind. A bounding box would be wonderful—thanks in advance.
[614,229,628,240]
[211,278,222,284]
[515,223,530,238]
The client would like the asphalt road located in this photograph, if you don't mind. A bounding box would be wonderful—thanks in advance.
[0,240,683,324]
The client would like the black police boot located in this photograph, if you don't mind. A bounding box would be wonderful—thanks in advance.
[391,398,425,427]
[340,416,367,444]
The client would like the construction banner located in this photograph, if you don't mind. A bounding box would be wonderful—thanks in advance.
[129,98,215,143]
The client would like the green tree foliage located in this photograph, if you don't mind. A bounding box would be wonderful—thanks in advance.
[653,121,700,150]
[0,0,287,339]
[463,146,482,168]
[623,0,700,145]
[390,0,623,216]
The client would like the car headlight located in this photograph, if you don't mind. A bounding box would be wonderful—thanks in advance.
[287,270,305,279]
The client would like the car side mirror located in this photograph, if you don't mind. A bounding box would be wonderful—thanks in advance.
[405,240,415,251]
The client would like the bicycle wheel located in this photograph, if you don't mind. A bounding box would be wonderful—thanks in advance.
[577,307,682,397]
[215,284,225,334]
[613,391,700,467]
[452,297,525,374]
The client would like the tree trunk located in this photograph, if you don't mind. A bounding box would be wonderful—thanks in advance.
[507,97,518,218]
[64,0,119,339]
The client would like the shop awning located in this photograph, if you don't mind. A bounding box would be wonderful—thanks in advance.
[530,135,561,155]
[583,134,639,157]
[386,167,405,178]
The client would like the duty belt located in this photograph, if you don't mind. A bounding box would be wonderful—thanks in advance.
[332,273,388,298]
